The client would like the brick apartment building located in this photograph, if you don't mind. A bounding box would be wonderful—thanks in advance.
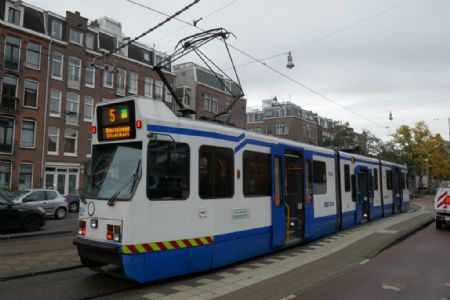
[173,62,247,129]
[246,98,321,145]
[0,0,174,193]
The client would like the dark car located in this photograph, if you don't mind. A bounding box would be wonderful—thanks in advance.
[64,194,81,212]
[0,196,46,232]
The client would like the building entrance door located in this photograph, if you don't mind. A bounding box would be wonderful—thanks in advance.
[44,167,79,195]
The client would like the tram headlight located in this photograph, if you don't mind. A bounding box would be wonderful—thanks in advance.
[90,219,98,229]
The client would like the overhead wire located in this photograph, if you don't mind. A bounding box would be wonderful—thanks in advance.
[125,0,390,129]
[233,0,416,69]
[151,0,241,44]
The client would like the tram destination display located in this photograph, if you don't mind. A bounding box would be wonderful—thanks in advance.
[97,100,136,141]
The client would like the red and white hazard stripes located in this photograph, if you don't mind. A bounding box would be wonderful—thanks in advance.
[122,236,214,254]
[436,190,450,209]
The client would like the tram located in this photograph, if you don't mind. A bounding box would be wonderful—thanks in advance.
[73,96,409,283]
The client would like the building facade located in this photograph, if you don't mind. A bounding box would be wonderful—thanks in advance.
[173,62,247,129]
[0,0,173,193]
[246,98,320,145]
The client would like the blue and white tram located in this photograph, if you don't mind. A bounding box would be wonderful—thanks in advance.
[74,96,409,283]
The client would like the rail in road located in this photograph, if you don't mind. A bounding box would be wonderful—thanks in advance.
[0,197,434,300]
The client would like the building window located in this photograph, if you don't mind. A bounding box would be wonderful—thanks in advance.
[243,151,271,196]
[49,89,61,117]
[154,80,163,100]
[128,71,138,94]
[199,146,234,199]
[69,28,83,45]
[276,122,289,135]
[85,32,95,49]
[85,64,95,88]
[144,77,153,97]
[344,164,350,192]
[143,51,151,63]
[23,80,38,108]
[313,160,327,195]
[116,68,126,95]
[86,132,92,156]
[66,92,80,125]
[211,97,218,113]
[103,67,114,88]
[26,42,41,69]
[64,128,78,155]
[4,35,20,71]
[19,163,33,190]
[224,100,231,110]
[0,117,14,153]
[47,127,59,154]
[266,124,272,135]
[68,56,81,89]
[51,19,63,39]
[8,7,21,25]
[1,76,18,111]
[147,141,190,200]
[51,52,63,80]
[203,94,211,112]
[164,89,172,103]
[20,120,36,148]
[0,162,12,189]
[84,96,94,121]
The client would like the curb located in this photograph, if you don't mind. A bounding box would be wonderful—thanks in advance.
[0,229,72,240]
[367,215,434,259]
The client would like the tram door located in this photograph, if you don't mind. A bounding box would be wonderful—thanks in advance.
[355,167,372,224]
[392,168,403,214]
[271,146,304,248]
[284,151,304,242]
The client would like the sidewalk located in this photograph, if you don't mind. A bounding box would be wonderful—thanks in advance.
[0,234,81,280]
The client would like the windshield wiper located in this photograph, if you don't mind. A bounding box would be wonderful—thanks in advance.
[107,160,141,207]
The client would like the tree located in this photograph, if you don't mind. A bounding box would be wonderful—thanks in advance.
[321,122,355,148]
[391,121,450,182]
[355,130,385,157]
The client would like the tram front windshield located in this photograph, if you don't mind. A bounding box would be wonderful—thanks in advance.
[85,142,142,200]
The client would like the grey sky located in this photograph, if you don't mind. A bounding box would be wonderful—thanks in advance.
[26,0,450,140]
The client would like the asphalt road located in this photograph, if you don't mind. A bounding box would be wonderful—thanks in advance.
[300,223,450,300]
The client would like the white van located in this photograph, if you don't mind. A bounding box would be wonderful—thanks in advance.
[434,181,450,229]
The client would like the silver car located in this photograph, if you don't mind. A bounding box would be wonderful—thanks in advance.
[10,188,68,219]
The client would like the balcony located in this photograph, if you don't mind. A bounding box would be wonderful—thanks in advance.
[0,95,18,113]
[0,139,14,154]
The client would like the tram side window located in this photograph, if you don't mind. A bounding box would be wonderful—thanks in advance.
[373,169,379,191]
[147,141,190,200]
[199,146,234,199]
[305,159,312,204]
[243,151,271,196]
[386,170,392,190]
[313,160,327,195]
[344,164,350,192]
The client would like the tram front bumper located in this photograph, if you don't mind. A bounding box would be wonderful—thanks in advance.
[73,236,123,266]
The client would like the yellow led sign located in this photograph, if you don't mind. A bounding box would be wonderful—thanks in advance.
[103,125,132,140]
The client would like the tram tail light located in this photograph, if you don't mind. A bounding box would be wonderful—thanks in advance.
[91,126,97,134]
[106,224,121,242]
[78,220,87,236]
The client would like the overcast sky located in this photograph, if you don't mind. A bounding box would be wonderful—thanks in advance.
[27,0,450,140]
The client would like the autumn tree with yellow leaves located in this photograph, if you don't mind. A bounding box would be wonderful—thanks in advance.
[391,121,450,181]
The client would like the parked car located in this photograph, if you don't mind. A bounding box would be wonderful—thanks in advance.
[10,189,68,219]
[0,196,46,232]
[64,194,81,213]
